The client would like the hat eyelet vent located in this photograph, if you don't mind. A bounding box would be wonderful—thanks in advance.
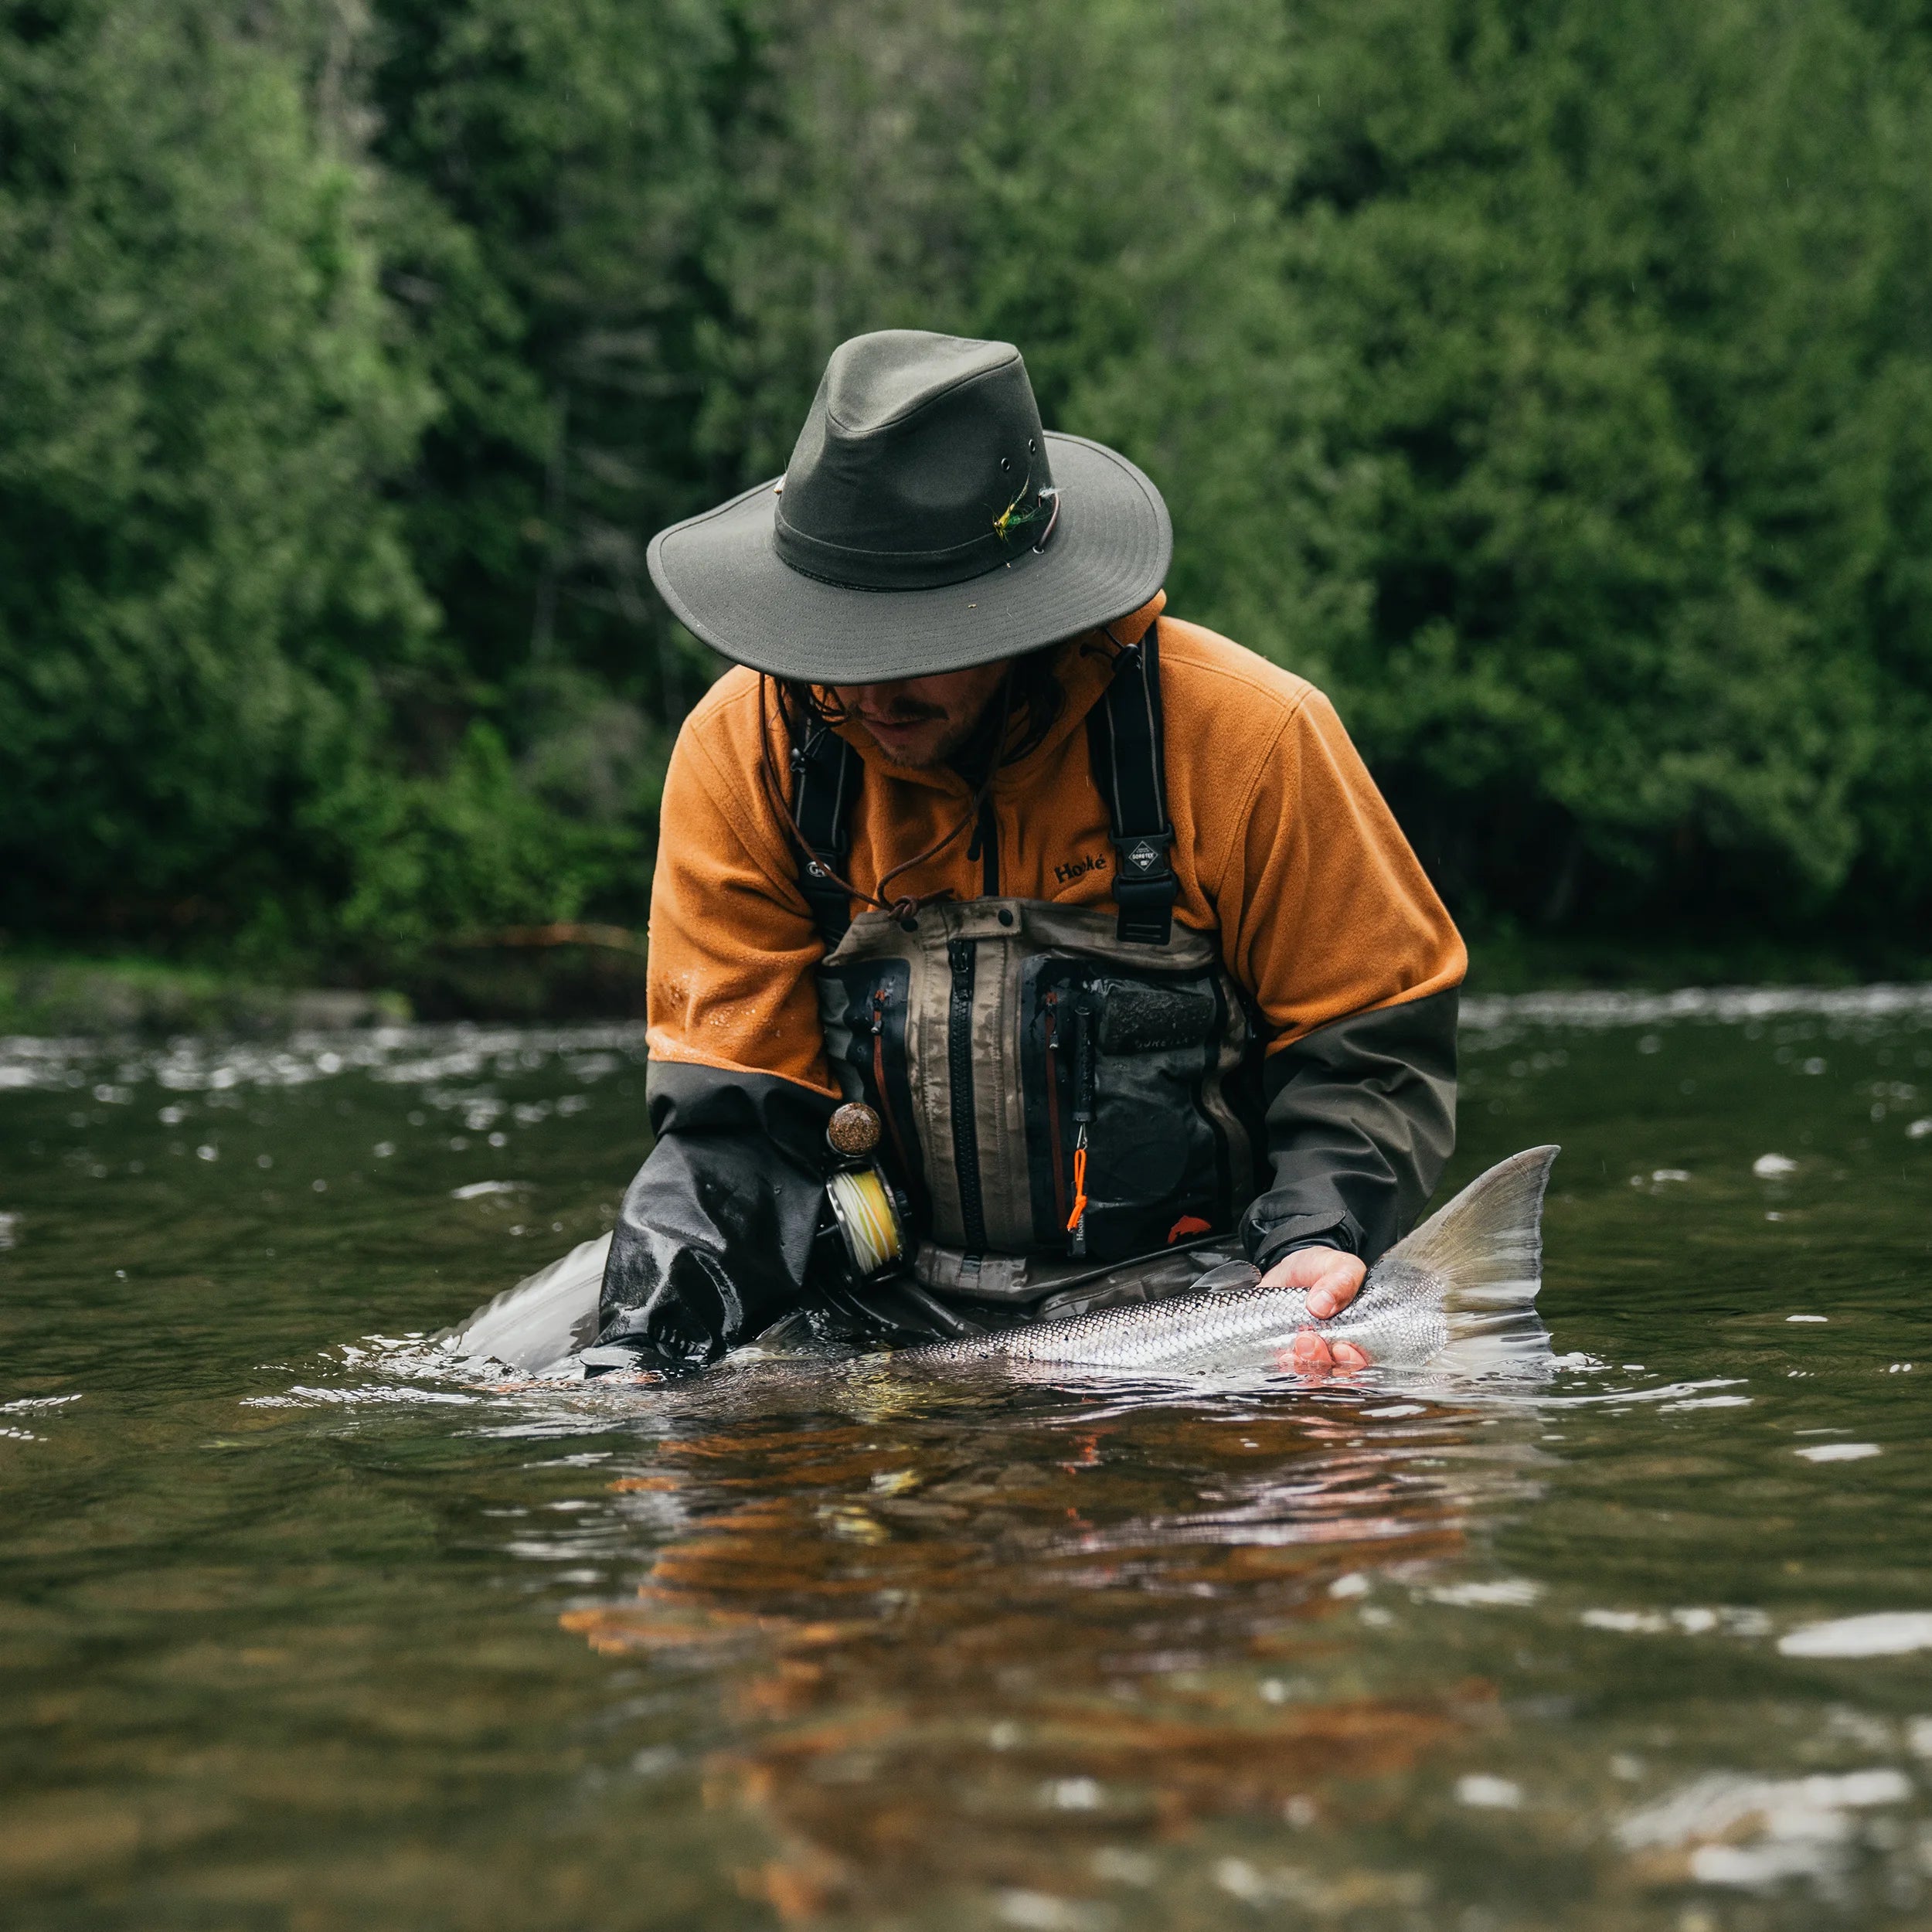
[998,456,1012,472]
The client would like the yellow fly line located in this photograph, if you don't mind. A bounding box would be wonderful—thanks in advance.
[827,1166,904,1275]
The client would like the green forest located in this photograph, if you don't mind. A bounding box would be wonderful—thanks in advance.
[5,0,1932,991]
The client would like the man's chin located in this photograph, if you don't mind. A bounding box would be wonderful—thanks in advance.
[862,725,951,768]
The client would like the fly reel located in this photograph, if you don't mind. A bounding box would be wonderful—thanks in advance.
[822,1101,911,1283]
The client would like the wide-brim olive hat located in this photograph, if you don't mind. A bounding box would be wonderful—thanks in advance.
[646,330,1172,683]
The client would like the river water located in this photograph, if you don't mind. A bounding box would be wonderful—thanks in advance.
[2,990,1930,1931]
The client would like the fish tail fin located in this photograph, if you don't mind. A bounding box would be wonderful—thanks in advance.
[1375,1145,1560,1375]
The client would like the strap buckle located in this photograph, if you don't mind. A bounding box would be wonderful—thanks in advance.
[1110,830,1177,944]
[1111,829,1173,881]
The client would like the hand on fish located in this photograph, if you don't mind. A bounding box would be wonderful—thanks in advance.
[1259,1246,1372,1375]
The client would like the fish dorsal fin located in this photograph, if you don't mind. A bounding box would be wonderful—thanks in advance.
[1378,1145,1560,1311]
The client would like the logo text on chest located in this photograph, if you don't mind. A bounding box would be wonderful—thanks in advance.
[1053,852,1109,886]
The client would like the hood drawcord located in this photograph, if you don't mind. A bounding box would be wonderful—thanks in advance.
[760,670,1016,928]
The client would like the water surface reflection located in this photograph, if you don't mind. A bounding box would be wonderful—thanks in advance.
[526,1375,1546,1923]
[2,992,1930,1929]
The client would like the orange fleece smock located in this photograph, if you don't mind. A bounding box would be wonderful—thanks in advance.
[599,597,1465,1363]
[647,596,1462,1085]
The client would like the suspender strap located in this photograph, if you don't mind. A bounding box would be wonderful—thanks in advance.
[787,710,862,946]
[1087,618,1178,945]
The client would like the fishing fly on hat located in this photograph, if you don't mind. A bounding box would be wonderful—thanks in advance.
[645,330,1173,684]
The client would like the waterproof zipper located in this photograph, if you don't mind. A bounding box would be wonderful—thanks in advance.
[1068,988,1097,1255]
[869,987,917,1190]
[1042,989,1069,1231]
[947,937,987,1252]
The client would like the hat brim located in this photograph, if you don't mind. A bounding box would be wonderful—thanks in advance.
[645,433,1172,682]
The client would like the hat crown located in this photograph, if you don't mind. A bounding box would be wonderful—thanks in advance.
[775,330,1057,590]
[821,330,1010,433]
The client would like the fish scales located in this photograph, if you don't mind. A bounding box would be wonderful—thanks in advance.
[902,1274,1450,1372]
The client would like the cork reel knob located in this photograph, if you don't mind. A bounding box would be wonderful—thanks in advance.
[826,1101,883,1162]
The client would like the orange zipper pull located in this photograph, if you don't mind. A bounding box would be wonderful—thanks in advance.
[1066,1125,1089,1253]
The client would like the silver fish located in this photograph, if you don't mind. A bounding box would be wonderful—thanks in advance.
[896,1145,1559,1379]
[442,1145,1559,1382]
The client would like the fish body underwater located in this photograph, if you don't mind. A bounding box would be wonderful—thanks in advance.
[440,1145,1560,1384]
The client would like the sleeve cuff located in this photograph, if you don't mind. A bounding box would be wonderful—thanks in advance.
[1247,1212,1362,1274]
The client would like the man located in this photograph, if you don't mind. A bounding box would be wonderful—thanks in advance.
[597,329,1464,1372]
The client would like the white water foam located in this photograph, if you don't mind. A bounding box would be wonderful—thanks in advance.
[0,1021,650,1097]
[1779,1612,1932,1658]
[1461,982,1932,1034]
[1617,1766,1910,1891]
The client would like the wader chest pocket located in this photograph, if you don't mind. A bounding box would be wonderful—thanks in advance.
[1022,957,1251,1263]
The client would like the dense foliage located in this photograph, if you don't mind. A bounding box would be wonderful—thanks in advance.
[4,0,1930,968]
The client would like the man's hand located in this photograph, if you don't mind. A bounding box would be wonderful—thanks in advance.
[1260,1243,1367,1316]
[1260,1245,1371,1376]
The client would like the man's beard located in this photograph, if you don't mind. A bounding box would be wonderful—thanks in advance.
[858,706,976,769]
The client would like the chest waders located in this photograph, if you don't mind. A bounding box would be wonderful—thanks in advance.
[791,623,1268,1340]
